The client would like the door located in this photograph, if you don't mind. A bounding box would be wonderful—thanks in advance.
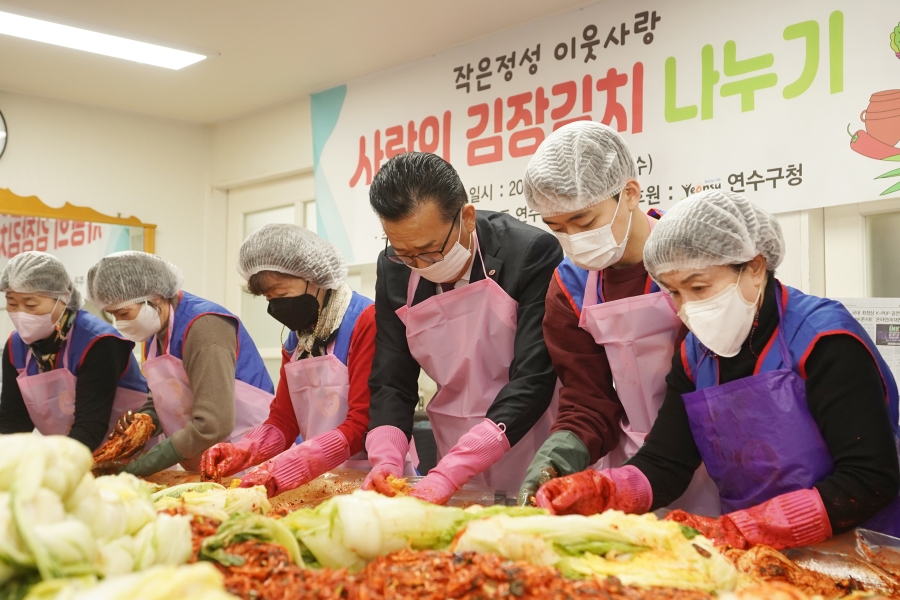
[225,174,316,383]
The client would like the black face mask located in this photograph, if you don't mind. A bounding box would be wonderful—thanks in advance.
[267,294,320,332]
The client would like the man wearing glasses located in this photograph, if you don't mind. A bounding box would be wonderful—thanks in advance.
[362,152,563,505]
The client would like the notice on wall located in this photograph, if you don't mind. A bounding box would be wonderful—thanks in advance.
[0,214,135,307]
[311,0,900,264]
[836,297,900,406]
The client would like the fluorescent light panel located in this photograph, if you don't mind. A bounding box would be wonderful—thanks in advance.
[0,10,206,70]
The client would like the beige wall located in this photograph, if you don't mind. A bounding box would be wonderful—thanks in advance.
[0,90,217,299]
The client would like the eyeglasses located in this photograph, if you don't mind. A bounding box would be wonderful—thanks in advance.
[384,209,461,266]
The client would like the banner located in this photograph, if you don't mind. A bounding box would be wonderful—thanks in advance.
[312,0,900,263]
[0,214,135,303]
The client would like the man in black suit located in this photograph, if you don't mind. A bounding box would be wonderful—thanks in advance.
[362,152,562,504]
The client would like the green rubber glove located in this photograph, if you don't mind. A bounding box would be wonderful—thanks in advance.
[517,430,590,506]
[123,437,184,477]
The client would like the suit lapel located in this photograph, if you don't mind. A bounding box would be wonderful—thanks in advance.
[473,212,503,283]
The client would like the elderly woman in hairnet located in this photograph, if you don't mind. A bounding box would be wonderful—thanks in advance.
[536,190,900,547]
[88,251,273,476]
[199,224,396,497]
[517,122,719,516]
[0,252,147,450]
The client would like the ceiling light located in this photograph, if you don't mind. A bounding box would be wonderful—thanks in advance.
[0,10,206,70]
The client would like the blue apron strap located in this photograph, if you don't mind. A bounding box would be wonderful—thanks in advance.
[773,283,793,368]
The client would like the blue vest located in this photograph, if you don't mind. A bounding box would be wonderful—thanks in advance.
[553,209,664,316]
[682,283,900,436]
[284,291,373,364]
[147,291,274,394]
[10,309,148,393]
[554,258,660,317]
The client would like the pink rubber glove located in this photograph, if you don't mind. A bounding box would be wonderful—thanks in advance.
[727,488,832,550]
[239,429,350,498]
[200,424,286,481]
[409,419,510,505]
[666,488,832,550]
[535,466,653,516]
[362,426,409,497]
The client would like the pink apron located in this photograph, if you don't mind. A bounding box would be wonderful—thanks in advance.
[16,330,147,438]
[144,305,272,447]
[578,262,722,516]
[284,340,417,474]
[396,237,558,493]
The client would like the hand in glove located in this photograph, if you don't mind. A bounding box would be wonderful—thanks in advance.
[665,511,749,549]
[666,488,832,550]
[409,419,509,505]
[239,429,350,498]
[200,424,286,482]
[534,466,653,516]
[362,426,410,497]
[517,431,590,506]
[122,437,183,478]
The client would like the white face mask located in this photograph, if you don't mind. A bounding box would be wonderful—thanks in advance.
[9,298,63,345]
[115,302,163,343]
[408,220,474,284]
[677,269,761,358]
[555,197,632,271]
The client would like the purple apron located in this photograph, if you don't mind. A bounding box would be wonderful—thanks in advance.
[683,283,900,536]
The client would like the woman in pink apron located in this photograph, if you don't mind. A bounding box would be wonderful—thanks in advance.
[518,122,720,515]
[0,252,147,451]
[200,224,412,497]
[537,191,900,548]
[362,152,562,504]
[86,251,273,475]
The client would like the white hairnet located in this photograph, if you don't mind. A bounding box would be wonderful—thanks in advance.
[643,190,785,279]
[0,251,83,310]
[87,251,184,311]
[524,121,638,217]
[237,223,347,289]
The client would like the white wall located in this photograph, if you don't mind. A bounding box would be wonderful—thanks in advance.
[211,99,313,188]
[773,210,825,296]
[0,91,218,300]
[207,98,316,305]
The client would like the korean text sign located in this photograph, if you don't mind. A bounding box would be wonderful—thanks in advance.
[312,0,900,263]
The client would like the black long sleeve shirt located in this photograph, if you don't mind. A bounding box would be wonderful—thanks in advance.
[0,336,134,451]
[629,274,900,533]
[367,210,563,446]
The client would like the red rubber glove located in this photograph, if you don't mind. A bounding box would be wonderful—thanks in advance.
[239,462,278,496]
[665,510,749,549]
[535,466,653,516]
[238,430,350,498]
[409,419,509,505]
[362,426,409,497]
[666,489,832,551]
[200,424,286,481]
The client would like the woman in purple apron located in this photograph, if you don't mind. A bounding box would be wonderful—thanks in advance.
[87,251,273,475]
[537,190,900,549]
[200,224,415,497]
[0,252,147,451]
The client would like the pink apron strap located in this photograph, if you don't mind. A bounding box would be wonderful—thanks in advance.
[583,213,657,307]
[23,321,76,372]
[584,271,600,307]
[147,302,174,360]
[289,329,340,362]
[404,231,486,306]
